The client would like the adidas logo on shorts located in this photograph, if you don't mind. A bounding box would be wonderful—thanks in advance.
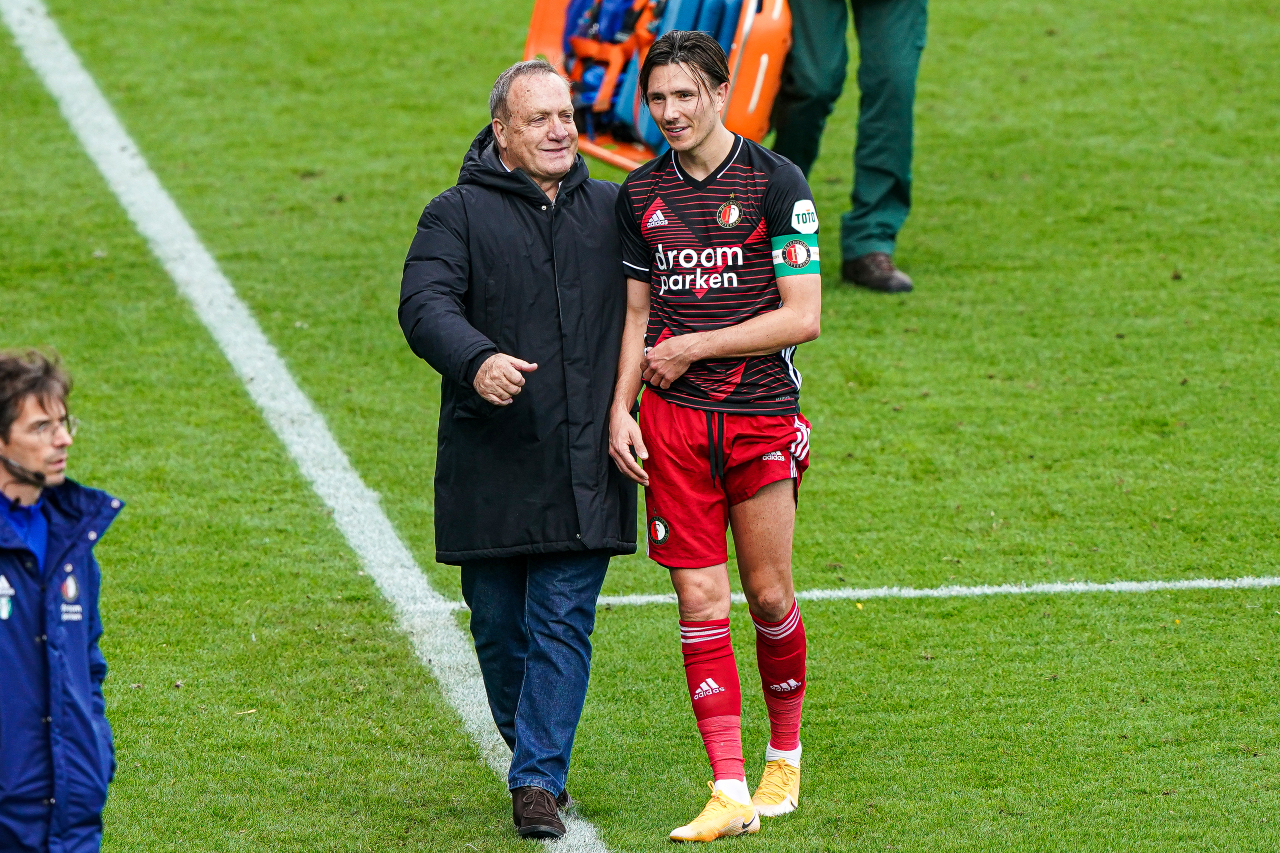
[646,209,668,228]
[761,451,786,462]
[692,678,726,700]
[769,678,803,693]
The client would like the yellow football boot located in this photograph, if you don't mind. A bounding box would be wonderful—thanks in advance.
[751,759,800,817]
[669,783,760,842]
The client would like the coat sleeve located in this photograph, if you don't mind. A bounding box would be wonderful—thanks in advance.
[86,553,115,782]
[399,189,500,387]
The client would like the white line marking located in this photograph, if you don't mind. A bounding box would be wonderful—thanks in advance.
[597,575,1280,608]
[0,2,606,849]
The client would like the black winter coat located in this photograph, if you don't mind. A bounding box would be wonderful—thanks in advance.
[400,127,637,564]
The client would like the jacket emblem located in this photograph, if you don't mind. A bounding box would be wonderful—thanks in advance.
[61,574,83,621]
[62,574,79,602]
[0,574,13,620]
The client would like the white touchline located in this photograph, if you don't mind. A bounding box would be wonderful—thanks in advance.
[428,574,1280,611]
[596,574,1280,608]
[0,3,606,850]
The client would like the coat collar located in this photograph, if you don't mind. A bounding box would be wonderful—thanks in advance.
[0,479,122,557]
[457,125,590,204]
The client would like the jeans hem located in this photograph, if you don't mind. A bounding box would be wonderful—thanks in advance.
[508,777,562,796]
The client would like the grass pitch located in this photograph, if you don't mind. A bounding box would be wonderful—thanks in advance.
[3,0,1280,849]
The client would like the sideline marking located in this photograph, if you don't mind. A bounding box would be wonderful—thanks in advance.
[0,3,607,850]
[597,575,1280,608]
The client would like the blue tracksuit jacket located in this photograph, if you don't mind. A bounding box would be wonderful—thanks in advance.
[0,480,121,853]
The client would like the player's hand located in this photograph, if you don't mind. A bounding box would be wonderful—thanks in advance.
[608,406,649,486]
[473,353,538,406]
[641,335,700,390]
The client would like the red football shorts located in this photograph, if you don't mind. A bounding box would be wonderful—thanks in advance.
[638,390,811,569]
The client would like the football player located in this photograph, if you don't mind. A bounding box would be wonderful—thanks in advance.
[609,30,821,843]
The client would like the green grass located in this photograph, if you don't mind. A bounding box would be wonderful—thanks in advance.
[3,0,1280,848]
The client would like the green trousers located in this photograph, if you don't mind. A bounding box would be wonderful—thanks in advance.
[772,0,927,260]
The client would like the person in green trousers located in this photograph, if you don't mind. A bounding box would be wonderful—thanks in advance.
[772,0,927,293]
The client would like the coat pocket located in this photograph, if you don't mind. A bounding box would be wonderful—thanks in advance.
[92,715,115,786]
[452,390,501,421]
[63,733,109,826]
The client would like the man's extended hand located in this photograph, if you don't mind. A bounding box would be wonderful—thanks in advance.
[474,353,538,405]
[608,406,649,486]
[641,334,703,390]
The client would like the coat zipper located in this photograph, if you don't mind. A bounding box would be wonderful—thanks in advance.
[546,197,584,542]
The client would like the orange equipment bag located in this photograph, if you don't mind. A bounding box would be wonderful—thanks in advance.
[524,0,792,171]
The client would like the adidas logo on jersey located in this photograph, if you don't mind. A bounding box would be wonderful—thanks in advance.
[693,678,726,701]
[646,209,668,228]
[769,678,803,693]
[761,451,786,462]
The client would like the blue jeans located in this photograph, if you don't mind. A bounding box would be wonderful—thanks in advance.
[460,551,610,795]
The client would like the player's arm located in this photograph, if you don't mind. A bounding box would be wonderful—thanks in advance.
[609,276,651,486]
[642,274,820,389]
[608,184,654,485]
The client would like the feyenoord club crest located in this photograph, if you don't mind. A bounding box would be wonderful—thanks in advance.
[648,516,671,544]
[62,574,79,603]
[716,196,742,228]
[781,239,812,269]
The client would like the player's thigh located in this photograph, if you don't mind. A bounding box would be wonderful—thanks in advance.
[728,479,797,620]
[641,394,731,570]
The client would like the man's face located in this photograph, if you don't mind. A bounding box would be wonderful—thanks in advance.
[1,395,73,488]
[646,63,729,153]
[493,74,578,184]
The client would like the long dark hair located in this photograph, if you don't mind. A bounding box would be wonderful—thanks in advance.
[639,30,731,100]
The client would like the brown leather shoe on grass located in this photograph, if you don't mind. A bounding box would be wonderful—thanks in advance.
[512,786,566,839]
[842,252,914,293]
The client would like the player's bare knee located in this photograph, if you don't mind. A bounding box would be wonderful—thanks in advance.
[747,585,793,622]
[677,589,727,621]
[672,568,731,620]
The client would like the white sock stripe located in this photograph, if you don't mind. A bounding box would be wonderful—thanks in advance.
[753,604,801,638]
[681,627,731,643]
[680,624,730,635]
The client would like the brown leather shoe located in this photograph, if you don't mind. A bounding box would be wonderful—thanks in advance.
[842,252,914,293]
[512,786,565,839]
[556,789,573,810]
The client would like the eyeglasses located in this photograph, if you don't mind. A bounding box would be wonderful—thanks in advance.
[31,415,79,442]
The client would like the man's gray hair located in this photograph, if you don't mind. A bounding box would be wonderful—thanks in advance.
[489,59,567,123]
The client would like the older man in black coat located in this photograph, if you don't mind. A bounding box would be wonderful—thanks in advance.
[399,60,636,839]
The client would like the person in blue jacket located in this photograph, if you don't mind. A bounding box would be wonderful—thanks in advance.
[0,350,122,853]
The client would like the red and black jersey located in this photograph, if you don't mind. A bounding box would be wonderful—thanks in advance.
[616,135,821,416]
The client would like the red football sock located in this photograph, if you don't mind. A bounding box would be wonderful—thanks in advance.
[752,601,807,751]
[680,618,745,781]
